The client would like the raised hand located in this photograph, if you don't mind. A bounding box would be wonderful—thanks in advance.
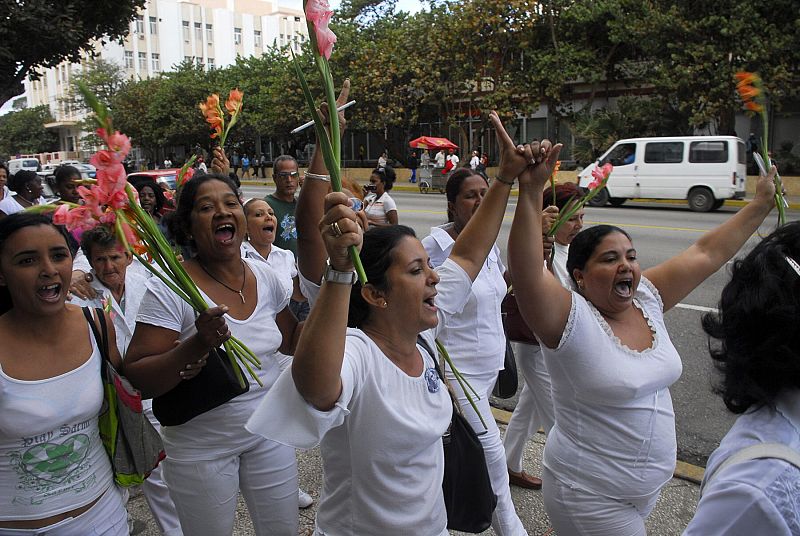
[519,141,563,189]
[210,147,230,175]
[319,78,350,135]
[319,192,363,272]
[489,111,534,181]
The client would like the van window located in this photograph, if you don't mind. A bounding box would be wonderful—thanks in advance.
[601,143,636,166]
[689,141,729,163]
[24,159,39,167]
[737,141,746,164]
[644,142,683,163]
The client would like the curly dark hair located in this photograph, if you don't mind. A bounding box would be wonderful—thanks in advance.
[702,221,800,414]
[348,225,417,328]
[167,173,240,249]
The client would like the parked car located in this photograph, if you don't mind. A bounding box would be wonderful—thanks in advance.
[577,136,747,212]
[127,168,180,190]
[7,158,41,175]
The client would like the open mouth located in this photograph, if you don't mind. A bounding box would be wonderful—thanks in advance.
[423,293,438,311]
[37,283,61,302]
[214,223,236,244]
[613,278,633,298]
[262,224,275,234]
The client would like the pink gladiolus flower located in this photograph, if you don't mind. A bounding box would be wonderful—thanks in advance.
[95,164,128,197]
[64,206,99,241]
[97,129,132,157]
[52,204,70,226]
[107,190,129,210]
[90,149,125,170]
[99,210,117,225]
[306,0,337,59]
[77,185,107,217]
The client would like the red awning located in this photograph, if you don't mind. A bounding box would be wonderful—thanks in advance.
[408,136,459,150]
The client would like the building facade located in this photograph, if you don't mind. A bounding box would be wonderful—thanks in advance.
[23,0,306,162]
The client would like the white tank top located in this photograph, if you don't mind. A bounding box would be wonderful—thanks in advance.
[0,323,113,520]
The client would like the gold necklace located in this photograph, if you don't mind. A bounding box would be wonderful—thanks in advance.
[198,259,247,303]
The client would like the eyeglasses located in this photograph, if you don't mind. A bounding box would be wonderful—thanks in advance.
[275,171,299,178]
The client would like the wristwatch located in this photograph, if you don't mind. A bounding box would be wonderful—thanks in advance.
[324,263,357,285]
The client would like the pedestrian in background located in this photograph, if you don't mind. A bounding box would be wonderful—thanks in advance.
[363,166,398,227]
[408,151,418,183]
[241,154,251,179]
[231,151,241,177]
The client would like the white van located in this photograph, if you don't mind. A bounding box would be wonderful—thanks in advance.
[7,158,41,175]
[577,136,746,212]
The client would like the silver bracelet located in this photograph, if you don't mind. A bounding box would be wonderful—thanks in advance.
[305,172,331,182]
[495,175,515,186]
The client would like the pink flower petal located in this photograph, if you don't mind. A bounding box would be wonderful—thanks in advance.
[306,0,337,59]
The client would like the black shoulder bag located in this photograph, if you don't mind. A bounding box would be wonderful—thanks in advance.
[417,335,497,533]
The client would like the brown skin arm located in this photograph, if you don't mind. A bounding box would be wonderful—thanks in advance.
[275,307,303,355]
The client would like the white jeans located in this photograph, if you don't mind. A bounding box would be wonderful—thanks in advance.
[162,438,298,536]
[542,467,660,536]
[447,368,528,536]
[0,485,127,536]
[503,342,555,473]
[143,410,183,536]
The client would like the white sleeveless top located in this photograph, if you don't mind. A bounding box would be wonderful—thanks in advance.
[0,323,113,520]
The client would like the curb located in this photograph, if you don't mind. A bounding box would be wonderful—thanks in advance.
[490,407,705,485]
[241,180,799,209]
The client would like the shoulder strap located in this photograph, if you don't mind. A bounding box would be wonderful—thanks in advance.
[82,307,111,364]
[701,443,800,496]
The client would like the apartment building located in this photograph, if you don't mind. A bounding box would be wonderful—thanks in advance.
[23,0,307,160]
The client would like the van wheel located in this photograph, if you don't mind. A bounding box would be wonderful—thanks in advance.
[711,199,724,210]
[588,188,609,207]
[688,187,715,212]
[609,197,626,207]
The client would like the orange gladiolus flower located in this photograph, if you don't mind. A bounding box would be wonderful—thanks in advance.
[225,88,243,114]
[745,101,764,113]
[734,71,758,85]
[737,85,760,100]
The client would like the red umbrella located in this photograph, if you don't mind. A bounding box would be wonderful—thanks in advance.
[408,136,459,150]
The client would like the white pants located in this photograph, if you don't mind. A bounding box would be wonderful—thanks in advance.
[503,342,555,473]
[447,368,528,536]
[542,467,660,536]
[0,485,128,536]
[162,438,298,536]
[143,409,183,536]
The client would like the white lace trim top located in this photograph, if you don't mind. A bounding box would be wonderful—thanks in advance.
[542,276,683,499]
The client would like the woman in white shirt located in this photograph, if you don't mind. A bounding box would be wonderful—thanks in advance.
[685,221,800,535]
[363,166,398,227]
[0,171,45,219]
[0,213,128,535]
[507,142,778,535]
[0,164,9,202]
[504,182,583,489]
[124,173,303,536]
[421,167,527,535]
[247,111,540,535]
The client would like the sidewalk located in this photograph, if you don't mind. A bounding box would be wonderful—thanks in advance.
[127,414,700,535]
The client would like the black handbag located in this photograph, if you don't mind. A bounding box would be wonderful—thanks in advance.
[417,336,497,533]
[492,340,518,399]
[152,346,249,426]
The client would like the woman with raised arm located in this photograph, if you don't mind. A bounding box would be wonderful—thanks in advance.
[247,111,534,535]
[507,129,778,534]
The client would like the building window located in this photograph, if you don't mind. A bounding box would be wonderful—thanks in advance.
[151,53,160,72]
[195,22,202,42]
[182,21,190,42]
[206,23,213,43]
[138,52,147,70]
[280,33,285,45]
[294,16,301,22]
[184,55,192,64]
[149,16,157,34]
[207,58,215,70]
[234,27,242,45]
[135,15,145,34]
[124,51,134,68]
[254,30,262,47]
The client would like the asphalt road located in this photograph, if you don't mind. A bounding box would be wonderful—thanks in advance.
[243,185,799,466]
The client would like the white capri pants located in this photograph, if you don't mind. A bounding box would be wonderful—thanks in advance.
[0,485,127,536]
[447,368,528,536]
[503,342,555,473]
[542,466,660,536]
[142,409,183,536]
[162,437,298,536]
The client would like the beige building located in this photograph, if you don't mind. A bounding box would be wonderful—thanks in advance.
[23,0,306,162]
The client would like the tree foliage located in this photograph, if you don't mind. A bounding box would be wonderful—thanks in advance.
[0,106,59,159]
[0,0,145,104]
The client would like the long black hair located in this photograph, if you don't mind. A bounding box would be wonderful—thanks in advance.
[348,225,417,328]
[0,213,70,315]
[702,221,800,414]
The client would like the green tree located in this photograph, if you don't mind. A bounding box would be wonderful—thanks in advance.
[0,106,59,159]
[0,0,145,104]
[63,59,126,150]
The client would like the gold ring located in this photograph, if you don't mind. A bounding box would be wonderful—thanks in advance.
[216,329,225,337]
[330,222,343,237]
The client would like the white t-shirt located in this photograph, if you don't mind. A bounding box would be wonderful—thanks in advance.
[0,195,45,216]
[377,156,387,168]
[241,242,297,297]
[542,277,683,499]
[247,258,472,536]
[470,155,480,170]
[364,192,397,226]
[434,152,445,168]
[136,259,291,461]
[551,242,571,287]
[422,224,507,374]
[685,390,800,536]
[447,154,459,167]
[0,324,113,520]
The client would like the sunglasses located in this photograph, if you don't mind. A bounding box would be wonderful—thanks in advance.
[276,171,299,178]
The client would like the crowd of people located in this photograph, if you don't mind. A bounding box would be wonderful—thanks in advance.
[0,88,797,536]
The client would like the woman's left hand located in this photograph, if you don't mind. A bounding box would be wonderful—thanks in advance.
[754,164,778,206]
[490,111,533,181]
